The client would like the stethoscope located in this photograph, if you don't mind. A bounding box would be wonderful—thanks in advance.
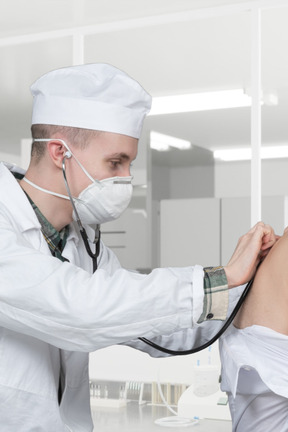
[63,149,253,354]
[62,153,100,272]
[138,274,255,355]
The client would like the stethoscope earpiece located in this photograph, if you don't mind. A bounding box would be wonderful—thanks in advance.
[64,151,72,159]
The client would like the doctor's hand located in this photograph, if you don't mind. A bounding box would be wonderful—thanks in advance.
[224,222,277,288]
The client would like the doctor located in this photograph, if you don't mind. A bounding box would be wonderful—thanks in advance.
[0,63,275,431]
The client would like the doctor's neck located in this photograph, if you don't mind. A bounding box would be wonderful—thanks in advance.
[20,164,74,232]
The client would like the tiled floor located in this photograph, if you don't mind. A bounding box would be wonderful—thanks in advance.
[91,402,232,431]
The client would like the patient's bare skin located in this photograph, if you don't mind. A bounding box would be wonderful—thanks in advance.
[234,228,288,335]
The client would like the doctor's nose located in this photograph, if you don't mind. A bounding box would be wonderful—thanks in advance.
[122,165,132,177]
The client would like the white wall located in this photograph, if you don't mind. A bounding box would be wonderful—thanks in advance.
[170,165,214,199]
[151,165,170,200]
[0,151,20,166]
[215,158,288,198]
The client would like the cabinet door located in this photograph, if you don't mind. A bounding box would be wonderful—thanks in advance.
[160,198,220,268]
[102,208,148,271]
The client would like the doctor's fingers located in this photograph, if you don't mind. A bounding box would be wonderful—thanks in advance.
[249,222,276,251]
[228,223,275,267]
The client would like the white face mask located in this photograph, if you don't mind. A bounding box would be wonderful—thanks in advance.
[24,139,133,225]
[73,175,133,225]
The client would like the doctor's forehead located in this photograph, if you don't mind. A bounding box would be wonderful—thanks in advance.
[93,132,138,153]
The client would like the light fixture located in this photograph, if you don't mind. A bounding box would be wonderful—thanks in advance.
[149,89,252,116]
[150,131,191,152]
[213,145,288,161]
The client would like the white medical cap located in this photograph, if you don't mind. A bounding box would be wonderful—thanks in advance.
[31,63,152,139]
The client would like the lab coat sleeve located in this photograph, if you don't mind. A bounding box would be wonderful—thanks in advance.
[123,284,246,358]
[0,209,205,352]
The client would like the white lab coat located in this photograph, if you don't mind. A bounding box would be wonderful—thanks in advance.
[0,162,241,431]
[0,162,200,431]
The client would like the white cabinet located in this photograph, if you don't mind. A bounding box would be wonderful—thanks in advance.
[101,208,148,271]
[160,198,221,268]
[160,196,288,267]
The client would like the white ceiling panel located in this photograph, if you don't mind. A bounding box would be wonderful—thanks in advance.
[84,13,250,95]
[0,0,288,163]
[0,0,252,37]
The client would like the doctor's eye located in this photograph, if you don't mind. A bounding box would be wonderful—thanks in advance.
[110,160,121,168]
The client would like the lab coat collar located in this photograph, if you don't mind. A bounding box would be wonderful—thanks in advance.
[0,162,79,245]
[0,162,41,233]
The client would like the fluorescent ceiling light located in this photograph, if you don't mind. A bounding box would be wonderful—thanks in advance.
[214,146,288,161]
[150,131,191,152]
[149,89,252,116]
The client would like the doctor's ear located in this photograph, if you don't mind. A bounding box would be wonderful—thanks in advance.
[47,140,70,168]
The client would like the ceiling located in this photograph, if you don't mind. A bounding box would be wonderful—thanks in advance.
[0,0,252,37]
[1,0,288,165]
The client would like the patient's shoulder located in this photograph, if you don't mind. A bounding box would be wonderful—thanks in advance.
[259,231,288,277]
[233,230,288,334]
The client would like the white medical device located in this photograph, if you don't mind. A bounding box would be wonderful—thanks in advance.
[177,366,231,421]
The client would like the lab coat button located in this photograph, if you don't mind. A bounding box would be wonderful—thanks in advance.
[206,313,214,319]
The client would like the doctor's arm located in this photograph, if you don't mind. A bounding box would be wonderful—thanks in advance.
[124,223,276,356]
[191,221,276,324]
[0,210,211,352]
[0,206,275,353]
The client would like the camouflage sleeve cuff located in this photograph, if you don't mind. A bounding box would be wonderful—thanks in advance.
[197,266,229,323]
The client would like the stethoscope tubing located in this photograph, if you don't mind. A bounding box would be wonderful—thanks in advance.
[138,276,254,355]
[62,156,100,272]
[63,154,254,341]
